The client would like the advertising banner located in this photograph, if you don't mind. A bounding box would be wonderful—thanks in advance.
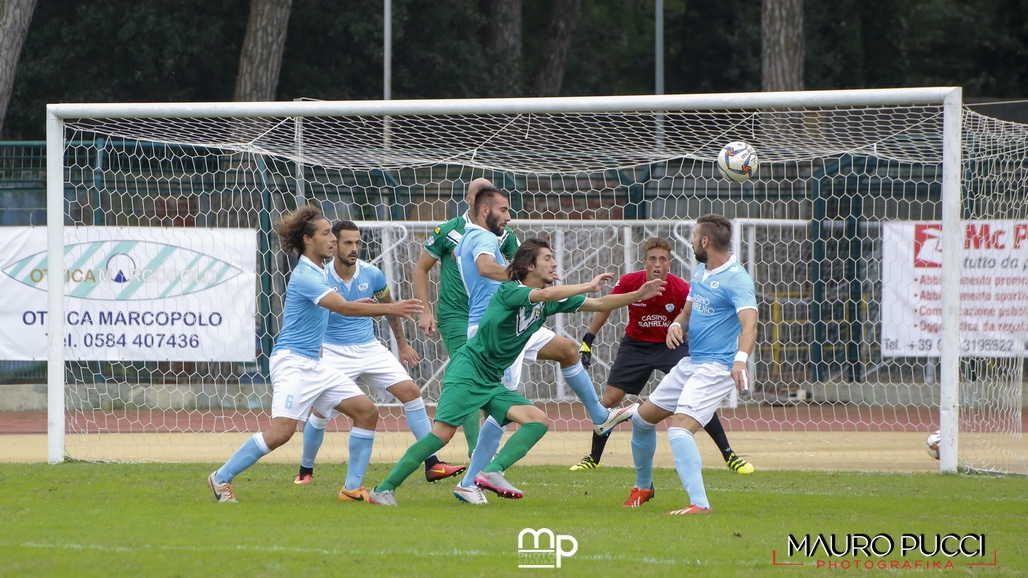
[881,221,1028,358]
[0,227,257,361]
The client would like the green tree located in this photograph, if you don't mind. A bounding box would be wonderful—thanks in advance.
[557,0,657,96]
[805,0,907,90]
[665,0,762,93]
[279,0,488,101]
[8,0,246,139]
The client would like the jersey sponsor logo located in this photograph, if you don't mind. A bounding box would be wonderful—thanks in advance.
[710,281,720,289]
[516,303,545,334]
[358,283,369,292]
[665,303,675,312]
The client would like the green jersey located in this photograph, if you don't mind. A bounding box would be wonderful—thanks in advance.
[444,282,586,388]
[423,214,519,349]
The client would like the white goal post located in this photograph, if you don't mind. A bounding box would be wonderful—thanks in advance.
[38,88,1027,474]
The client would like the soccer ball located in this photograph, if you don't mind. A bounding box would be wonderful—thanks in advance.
[717,141,759,182]
[925,430,941,460]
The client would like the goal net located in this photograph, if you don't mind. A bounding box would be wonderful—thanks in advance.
[30,89,1026,474]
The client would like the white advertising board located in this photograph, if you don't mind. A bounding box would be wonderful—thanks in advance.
[881,221,1028,358]
[0,227,257,361]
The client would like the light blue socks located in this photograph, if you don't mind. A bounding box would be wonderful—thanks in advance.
[630,412,657,489]
[300,414,330,469]
[561,362,608,424]
[344,427,376,491]
[403,398,432,440]
[668,426,709,508]
[216,432,270,483]
[460,415,505,488]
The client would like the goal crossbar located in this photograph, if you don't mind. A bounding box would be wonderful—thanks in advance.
[47,87,961,120]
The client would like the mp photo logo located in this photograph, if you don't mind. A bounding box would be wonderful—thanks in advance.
[517,528,578,569]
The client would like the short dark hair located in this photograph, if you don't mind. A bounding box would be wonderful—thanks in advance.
[506,238,551,282]
[695,213,732,250]
[332,220,359,237]
[472,187,505,215]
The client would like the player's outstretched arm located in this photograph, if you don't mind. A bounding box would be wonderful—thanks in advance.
[528,272,616,304]
[412,250,438,336]
[319,291,423,322]
[579,277,665,313]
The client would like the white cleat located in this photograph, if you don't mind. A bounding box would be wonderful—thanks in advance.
[594,403,639,436]
[453,483,489,505]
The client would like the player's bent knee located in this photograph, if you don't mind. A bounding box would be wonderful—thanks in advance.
[387,380,420,402]
[601,387,627,408]
[431,422,457,443]
[337,396,379,429]
[507,404,548,426]
[263,427,295,450]
[541,337,580,367]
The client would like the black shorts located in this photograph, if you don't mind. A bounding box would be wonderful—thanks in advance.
[606,334,689,395]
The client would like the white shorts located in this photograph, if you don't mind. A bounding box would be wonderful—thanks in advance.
[321,341,412,396]
[647,358,734,427]
[269,351,366,421]
[468,325,556,391]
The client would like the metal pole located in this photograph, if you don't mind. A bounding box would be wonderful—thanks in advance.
[655,0,665,148]
[655,0,664,95]
[384,0,392,101]
[938,87,963,474]
[45,109,66,464]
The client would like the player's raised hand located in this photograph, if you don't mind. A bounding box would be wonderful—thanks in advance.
[391,298,424,322]
[417,310,437,337]
[635,277,666,301]
[586,272,616,292]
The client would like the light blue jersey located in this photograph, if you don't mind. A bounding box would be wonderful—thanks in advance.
[455,224,506,327]
[686,254,757,366]
[323,260,388,347]
[271,255,334,360]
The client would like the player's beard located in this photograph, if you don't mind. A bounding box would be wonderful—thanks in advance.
[694,246,708,264]
[486,212,504,236]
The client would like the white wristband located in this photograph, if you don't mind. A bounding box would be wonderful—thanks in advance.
[669,321,682,331]
[734,351,749,363]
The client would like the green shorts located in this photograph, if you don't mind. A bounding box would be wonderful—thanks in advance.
[434,351,532,426]
[438,316,469,357]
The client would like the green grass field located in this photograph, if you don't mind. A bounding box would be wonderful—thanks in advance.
[1,463,1025,577]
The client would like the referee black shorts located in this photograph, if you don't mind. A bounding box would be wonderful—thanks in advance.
[606,334,689,395]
